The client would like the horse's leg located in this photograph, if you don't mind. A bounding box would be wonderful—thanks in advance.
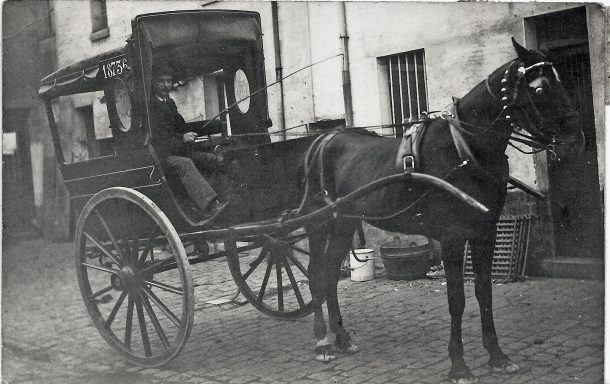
[324,223,358,354]
[442,237,478,384]
[470,231,519,374]
[307,224,335,362]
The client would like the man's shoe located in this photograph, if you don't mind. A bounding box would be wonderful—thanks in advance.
[181,200,204,221]
[201,199,228,221]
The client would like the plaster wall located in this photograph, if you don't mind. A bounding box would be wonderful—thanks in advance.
[48,1,604,201]
[342,2,590,189]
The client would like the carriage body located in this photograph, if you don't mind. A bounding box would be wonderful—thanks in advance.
[38,10,314,237]
[39,10,320,367]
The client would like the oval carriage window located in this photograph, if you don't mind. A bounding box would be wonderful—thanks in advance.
[234,69,251,114]
[112,78,132,132]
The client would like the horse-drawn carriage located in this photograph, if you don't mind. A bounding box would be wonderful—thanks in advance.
[39,9,584,383]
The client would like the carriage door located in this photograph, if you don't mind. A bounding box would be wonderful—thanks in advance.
[531,7,603,260]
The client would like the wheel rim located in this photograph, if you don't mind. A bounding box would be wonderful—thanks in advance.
[226,228,314,319]
[75,188,193,367]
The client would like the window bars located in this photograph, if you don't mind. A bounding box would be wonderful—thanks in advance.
[383,49,428,137]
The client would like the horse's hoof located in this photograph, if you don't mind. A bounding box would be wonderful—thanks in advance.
[489,355,519,374]
[449,365,478,384]
[315,344,335,363]
[335,340,358,355]
[451,378,479,384]
[489,361,519,374]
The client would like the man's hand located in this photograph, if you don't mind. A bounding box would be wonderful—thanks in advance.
[183,132,198,143]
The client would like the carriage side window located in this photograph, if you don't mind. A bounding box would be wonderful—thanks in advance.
[57,92,115,163]
[379,49,428,137]
[89,0,109,41]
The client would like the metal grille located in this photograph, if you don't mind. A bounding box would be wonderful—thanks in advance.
[384,49,428,137]
[463,215,532,282]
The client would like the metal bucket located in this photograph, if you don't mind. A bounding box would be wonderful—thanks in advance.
[380,236,432,280]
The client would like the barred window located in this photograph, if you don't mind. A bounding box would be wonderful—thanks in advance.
[380,49,428,137]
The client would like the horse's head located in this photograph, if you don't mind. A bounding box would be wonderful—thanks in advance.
[495,38,585,161]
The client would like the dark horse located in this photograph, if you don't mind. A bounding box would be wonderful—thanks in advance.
[303,39,584,383]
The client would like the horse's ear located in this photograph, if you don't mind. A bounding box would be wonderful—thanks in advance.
[511,37,530,59]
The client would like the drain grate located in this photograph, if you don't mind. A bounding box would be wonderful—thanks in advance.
[463,215,532,281]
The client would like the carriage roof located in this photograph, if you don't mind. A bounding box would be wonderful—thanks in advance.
[38,47,126,99]
[37,10,263,99]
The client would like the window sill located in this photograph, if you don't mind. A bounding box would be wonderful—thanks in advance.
[90,27,109,42]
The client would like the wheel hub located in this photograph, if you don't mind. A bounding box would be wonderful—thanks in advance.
[111,267,138,291]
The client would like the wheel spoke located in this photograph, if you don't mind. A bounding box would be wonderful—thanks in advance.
[121,238,132,265]
[282,243,311,256]
[90,285,114,300]
[141,295,170,350]
[141,258,174,274]
[235,242,265,254]
[143,279,183,295]
[94,209,127,266]
[84,231,122,267]
[242,247,269,281]
[131,239,140,266]
[135,295,152,357]
[284,252,309,278]
[257,259,274,303]
[276,263,284,311]
[82,262,119,275]
[141,285,180,327]
[138,227,163,266]
[283,261,305,308]
[125,294,134,349]
[138,242,153,266]
[105,291,127,329]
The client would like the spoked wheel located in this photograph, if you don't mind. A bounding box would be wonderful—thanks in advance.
[225,227,314,319]
[75,187,194,367]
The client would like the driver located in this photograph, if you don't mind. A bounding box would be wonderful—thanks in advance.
[149,61,227,221]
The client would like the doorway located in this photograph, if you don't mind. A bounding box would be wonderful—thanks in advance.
[531,7,603,259]
[2,108,36,237]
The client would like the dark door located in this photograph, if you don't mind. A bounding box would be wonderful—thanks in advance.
[2,108,36,237]
[535,7,603,259]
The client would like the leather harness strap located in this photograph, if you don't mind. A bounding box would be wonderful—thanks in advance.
[393,98,476,175]
[445,98,480,167]
[395,122,426,173]
[313,132,340,206]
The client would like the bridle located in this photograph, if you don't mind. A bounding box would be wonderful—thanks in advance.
[444,59,579,161]
[484,60,580,159]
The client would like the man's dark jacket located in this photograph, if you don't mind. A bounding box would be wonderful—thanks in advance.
[150,96,189,159]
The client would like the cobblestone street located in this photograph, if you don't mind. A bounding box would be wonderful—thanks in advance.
[2,238,604,383]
